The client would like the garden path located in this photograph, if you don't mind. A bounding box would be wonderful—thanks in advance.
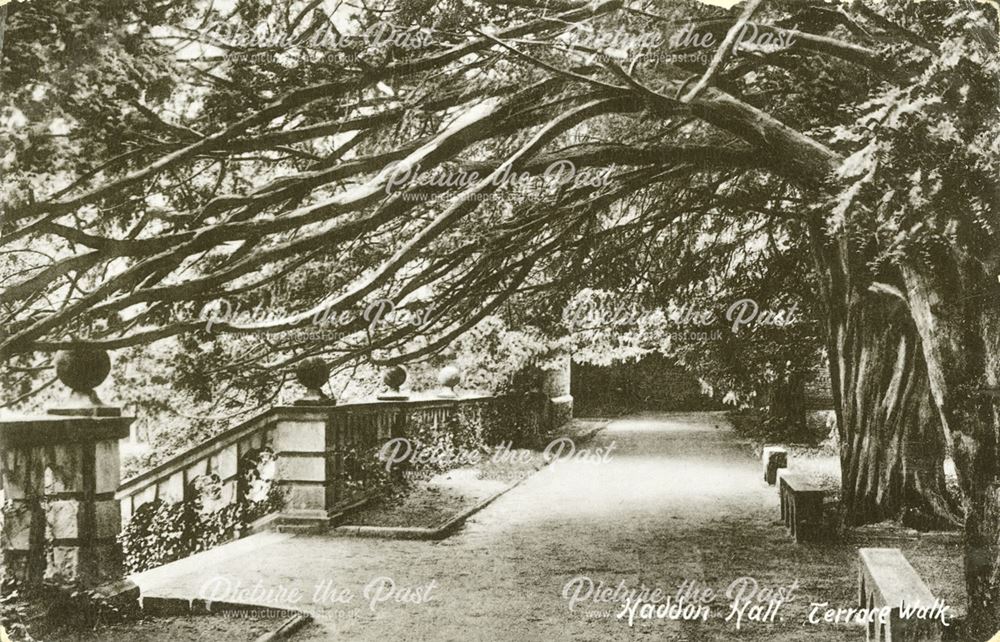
[133,412,963,641]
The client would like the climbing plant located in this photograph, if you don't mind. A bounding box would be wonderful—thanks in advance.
[119,448,282,574]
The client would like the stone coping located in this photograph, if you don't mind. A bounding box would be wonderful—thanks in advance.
[0,413,133,447]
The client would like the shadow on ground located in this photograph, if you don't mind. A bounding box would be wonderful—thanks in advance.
[133,411,965,642]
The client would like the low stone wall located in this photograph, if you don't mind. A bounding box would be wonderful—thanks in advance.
[115,393,559,572]
[117,397,509,528]
[117,409,279,526]
[1,348,576,584]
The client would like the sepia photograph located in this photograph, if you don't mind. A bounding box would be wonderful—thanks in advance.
[0,0,998,639]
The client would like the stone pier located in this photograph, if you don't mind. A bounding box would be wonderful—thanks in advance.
[275,358,339,528]
[0,349,132,587]
[543,354,574,430]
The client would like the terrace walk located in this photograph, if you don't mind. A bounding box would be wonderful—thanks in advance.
[134,412,959,641]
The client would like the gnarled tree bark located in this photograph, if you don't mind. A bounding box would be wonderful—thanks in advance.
[811,230,959,530]
[835,298,958,529]
[900,251,1000,640]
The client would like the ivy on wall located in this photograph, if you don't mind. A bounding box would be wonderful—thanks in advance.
[119,447,282,574]
[118,393,555,573]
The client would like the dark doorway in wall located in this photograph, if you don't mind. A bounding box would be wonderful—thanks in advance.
[571,353,722,417]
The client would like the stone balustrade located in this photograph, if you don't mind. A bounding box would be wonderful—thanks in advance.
[0,351,574,584]
[115,395,497,530]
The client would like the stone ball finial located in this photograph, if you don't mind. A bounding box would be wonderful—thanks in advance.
[377,365,409,401]
[437,365,461,398]
[54,349,111,405]
[294,357,334,406]
[383,366,407,392]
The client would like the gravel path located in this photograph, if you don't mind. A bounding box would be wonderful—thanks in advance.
[134,412,964,641]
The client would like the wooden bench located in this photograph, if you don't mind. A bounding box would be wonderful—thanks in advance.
[777,472,825,542]
[858,548,942,641]
[762,446,787,484]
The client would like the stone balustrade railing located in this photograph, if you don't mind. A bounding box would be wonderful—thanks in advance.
[115,396,497,529]
[0,349,573,587]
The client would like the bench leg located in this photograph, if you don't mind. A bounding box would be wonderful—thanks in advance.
[868,594,879,642]
[858,566,865,609]
[779,482,787,522]
[793,495,823,543]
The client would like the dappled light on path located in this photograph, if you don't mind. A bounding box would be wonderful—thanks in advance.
[133,412,963,641]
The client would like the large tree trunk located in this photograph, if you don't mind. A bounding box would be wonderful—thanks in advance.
[811,229,958,530]
[684,77,986,622]
[900,253,1000,640]
[835,299,958,529]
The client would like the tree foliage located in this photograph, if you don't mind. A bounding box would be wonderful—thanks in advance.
[4,0,1000,631]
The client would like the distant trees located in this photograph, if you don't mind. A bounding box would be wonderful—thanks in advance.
[2,0,998,634]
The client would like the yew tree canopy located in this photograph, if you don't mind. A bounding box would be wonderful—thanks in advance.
[0,0,997,381]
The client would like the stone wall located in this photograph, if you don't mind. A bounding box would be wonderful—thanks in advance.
[2,352,574,583]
